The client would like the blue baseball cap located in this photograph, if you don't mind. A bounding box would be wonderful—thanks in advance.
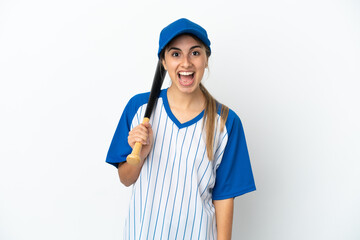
[158,18,211,59]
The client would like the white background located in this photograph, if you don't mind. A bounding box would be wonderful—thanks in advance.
[1,0,359,239]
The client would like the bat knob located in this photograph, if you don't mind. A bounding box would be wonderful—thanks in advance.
[126,154,141,165]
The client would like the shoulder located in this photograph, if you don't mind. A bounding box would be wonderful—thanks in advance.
[123,91,151,114]
[127,91,150,107]
[226,108,243,129]
[127,88,167,106]
[123,89,167,119]
[216,103,244,133]
[118,91,150,123]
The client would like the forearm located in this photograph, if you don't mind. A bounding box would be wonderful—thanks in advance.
[117,161,144,187]
[213,198,234,240]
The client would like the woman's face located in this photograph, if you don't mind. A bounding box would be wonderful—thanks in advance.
[162,35,208,95]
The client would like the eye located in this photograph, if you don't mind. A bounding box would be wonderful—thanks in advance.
[171,52,180,57]
[192,51,200,56]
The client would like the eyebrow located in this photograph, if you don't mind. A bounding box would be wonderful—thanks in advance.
[167,45,202,52]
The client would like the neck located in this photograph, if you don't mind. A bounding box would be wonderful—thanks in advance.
[167,85,205,111]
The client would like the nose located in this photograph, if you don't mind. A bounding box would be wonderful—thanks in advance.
[181,55,192,68]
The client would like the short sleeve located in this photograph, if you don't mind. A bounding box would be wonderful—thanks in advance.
[105,95,144,168]
[212,111,256,200]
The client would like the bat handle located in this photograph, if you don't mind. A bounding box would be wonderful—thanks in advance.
[126,117,150,165]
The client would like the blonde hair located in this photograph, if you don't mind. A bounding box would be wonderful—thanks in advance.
[199,83,229,160]
[160,34,229,160]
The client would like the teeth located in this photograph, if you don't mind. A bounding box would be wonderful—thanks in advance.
[179,72,194,76]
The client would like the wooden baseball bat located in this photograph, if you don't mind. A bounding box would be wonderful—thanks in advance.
[126,60,166,165]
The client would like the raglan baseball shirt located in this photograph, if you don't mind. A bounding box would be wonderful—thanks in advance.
[106,88,256,240]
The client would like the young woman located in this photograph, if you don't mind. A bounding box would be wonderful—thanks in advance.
[106,18,256,240]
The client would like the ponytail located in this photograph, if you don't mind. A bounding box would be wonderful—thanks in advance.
[199,83,229,160]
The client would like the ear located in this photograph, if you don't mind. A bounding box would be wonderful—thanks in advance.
[162,59,167,71]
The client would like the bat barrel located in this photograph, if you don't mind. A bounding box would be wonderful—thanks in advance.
[126,61,167,165]
[144,61,166,118]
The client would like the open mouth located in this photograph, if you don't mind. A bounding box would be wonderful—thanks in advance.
[178,72,195,86]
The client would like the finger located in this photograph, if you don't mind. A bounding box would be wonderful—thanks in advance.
[144,124,153,146]
[142,122,152,128]
[132,123,148,132]
[128,135,148,146]
[129,130,148,142]
[147,125,153,137]
[129,125,148,137]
